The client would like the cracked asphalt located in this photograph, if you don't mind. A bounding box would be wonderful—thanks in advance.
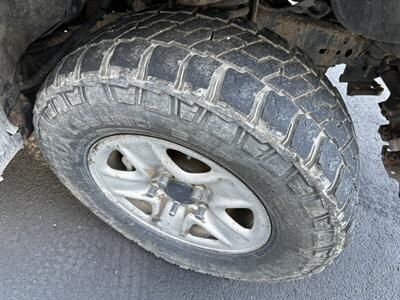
[0,66,399,299]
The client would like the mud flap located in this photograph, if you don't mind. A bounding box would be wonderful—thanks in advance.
[0,109,23,181]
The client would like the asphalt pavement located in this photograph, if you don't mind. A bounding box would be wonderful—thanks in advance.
[0,66,399,300]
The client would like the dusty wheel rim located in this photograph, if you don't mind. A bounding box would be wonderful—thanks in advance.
[88,135,272,254]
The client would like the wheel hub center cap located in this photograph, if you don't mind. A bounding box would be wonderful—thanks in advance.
[165,180,195,204]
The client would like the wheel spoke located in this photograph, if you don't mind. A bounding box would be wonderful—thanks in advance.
[208,178,257,209]
[209,195,253,210]
[128,193,163,218]
[200,210,250,246]
[117,143,160,178]
[150,143,226,185]
[100,169,149,198]
[156,201,189,233]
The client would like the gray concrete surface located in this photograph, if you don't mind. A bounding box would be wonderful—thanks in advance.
[1,66,400,300]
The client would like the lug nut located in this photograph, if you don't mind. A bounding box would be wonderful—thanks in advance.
[169,201,180,216]
[195,202,208,221]
[158,172,172,188]
[191,186,204,202]
[146,183,159,198]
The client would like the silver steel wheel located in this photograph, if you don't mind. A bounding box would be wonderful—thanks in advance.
[88,135,271,254]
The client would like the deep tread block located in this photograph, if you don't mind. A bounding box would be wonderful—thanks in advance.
[110,40,151,70]
[220,69,263,115]
[177,18,225,32]
[221,50,280,79]
[175,29,212,46]
[193,37,244,55]
[120,21,175,39]
[184,55,222,90]
[261,91,298,134]
[213,26,243,39]
[297,88,339,124]
[152,28,187,42]
[291,116,321,159]
[284,61,308,78]
[244,41,290,61]
[319,140,343,182]
[58,48,86,78]
[324,119,352,149]
[304,73,322,89]
[165,13,195,23]
[81,41,114,73]
[147,45,189,83]
[268,75,313,98]
[237,32,259,43]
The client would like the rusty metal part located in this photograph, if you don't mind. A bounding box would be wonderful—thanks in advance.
[381,146,400,182]
[288,0,332,19]
[346,81,384,96]
[339,63,384,96]
[177,0,250,18]
[8,95,34,139]
[378,69,400,182]
[255,5,370,68]
[249,0,259,22]
[224,6,249,18]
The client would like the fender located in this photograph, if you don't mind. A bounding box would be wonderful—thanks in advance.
[0,0,86,180]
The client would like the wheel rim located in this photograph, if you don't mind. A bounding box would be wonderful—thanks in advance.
[88,135,271,254]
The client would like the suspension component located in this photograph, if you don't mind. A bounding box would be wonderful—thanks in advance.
[379,69,400,182]
[176,0,250,18]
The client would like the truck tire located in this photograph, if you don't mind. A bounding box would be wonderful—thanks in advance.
[33,7,359,281]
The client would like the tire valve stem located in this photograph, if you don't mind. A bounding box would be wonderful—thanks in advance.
[169,201,180,217]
